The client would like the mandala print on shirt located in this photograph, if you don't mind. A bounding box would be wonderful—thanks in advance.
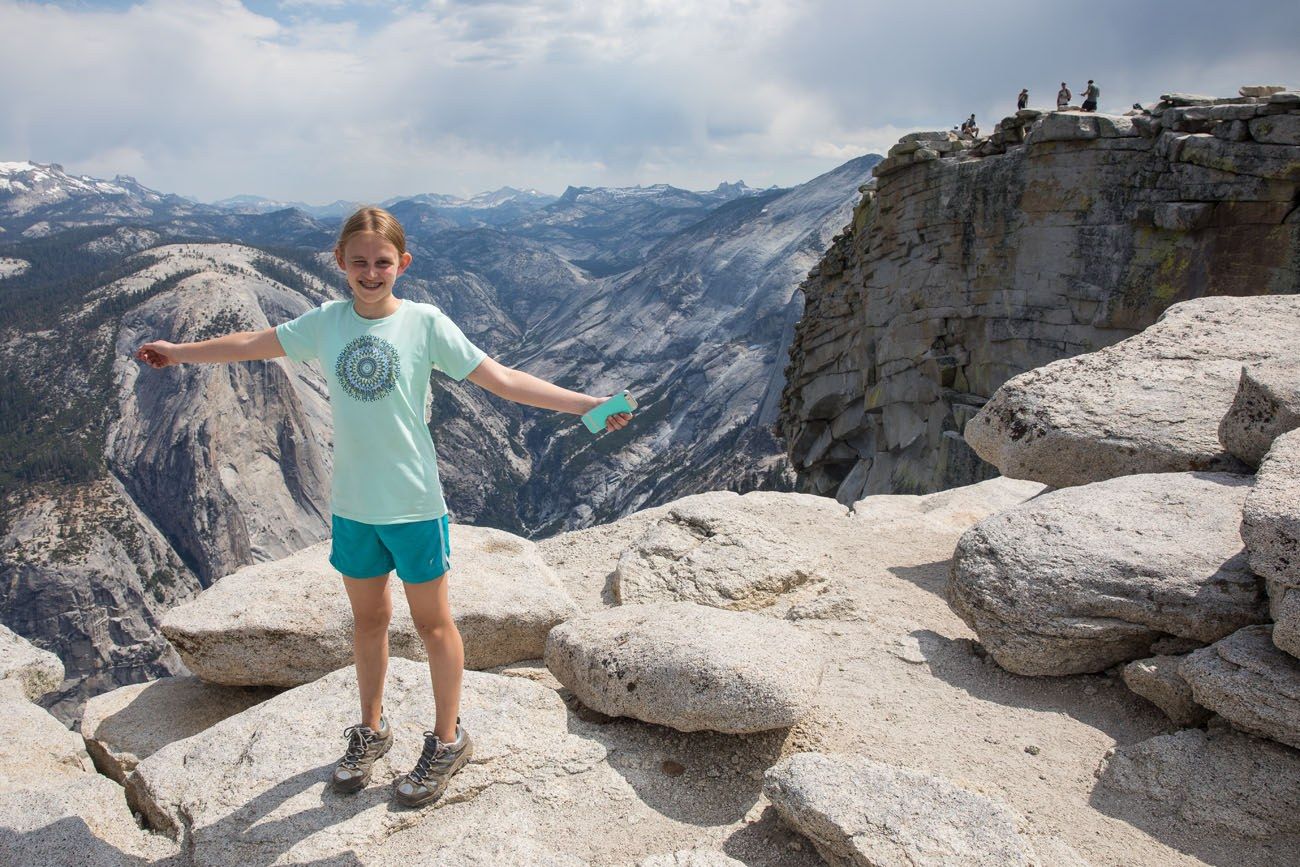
[335,335,401,401]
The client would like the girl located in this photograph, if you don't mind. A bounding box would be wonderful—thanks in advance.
[135,206,633,808]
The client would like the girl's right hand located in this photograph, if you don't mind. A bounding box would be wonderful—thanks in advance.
[136,340,182,369]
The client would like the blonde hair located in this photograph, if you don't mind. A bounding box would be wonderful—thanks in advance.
[336,206,407,257]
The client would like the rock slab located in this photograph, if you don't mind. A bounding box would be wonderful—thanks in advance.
[544,602,824,733]
[965,295,1300,488]
[1097,725,1300,840]
[949,472,1265,675]
[125,660,611,865]
[162,526,579,686]
[763,752,1040,866]
[613,492,846,614]
[1180,625,1300,749]
[81,675,279,783]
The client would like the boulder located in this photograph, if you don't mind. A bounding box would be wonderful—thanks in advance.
[965,295,1300,488]
[1241,429,1300,656]
[1180,625,1300,749]
[0,683,93,790]
[1239,85,1288,98]
[81,675,279,783]
[0,623,63,701]
[613,492,845,613]
[0,774,179,866]
[1026,113,1136,143]
[763,752,1053,866]
[948,472,1265,676]
[162,526,579,686]
[544,602,824,733]
[123,658,792,865]
[1097,725,1300,840]
[1161,93,1218,106]
[125,661,612,862]
[1120,656,1210,727]
[1218,364,1300,468]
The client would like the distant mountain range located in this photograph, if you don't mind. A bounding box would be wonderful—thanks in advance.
[0,153,879,720]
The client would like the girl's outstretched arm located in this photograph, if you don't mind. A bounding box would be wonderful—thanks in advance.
[466,356,632,432]
[136,327,288,368]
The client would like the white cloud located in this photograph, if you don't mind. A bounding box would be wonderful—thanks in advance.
[1,0,1295,202]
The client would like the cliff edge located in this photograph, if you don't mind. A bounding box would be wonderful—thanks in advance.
[779,87,1300,502]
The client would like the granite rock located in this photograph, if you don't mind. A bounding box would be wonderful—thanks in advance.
[162,526,578,686]
[1121,656,1211,727]
[1180,625,1300,749]
[1218,364,1300,468]
[949,472,1264,675]
[544,602,824,733]
[1241,429,1300,657]
[964,295,1300,488]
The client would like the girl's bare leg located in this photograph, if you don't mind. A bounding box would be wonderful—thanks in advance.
[341,573,393,730]
[401,571,463,743]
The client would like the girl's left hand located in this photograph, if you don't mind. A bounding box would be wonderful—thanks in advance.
[606,412,632,432]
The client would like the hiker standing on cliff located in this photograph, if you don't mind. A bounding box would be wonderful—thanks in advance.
[1018,88,1029,110]
[134,206,634,809]
[1057,82,1071,110]
[1081,80,1100,112]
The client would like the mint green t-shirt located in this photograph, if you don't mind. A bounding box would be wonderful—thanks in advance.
[274,298,487,524]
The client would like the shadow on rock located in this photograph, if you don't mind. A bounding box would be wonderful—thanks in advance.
[887,559,953,600]
[909,628,1172,738]
[1088,726,1300,867]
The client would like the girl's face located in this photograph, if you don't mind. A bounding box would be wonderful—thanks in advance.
[336,232,412,303]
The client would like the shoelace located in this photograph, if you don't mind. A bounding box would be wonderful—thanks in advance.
[340,724,379,769]
[406,731,451,784]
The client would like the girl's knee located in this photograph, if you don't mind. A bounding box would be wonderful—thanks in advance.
[412,619,457,643]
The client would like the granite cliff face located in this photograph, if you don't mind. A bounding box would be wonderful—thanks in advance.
[779,89,1300,502]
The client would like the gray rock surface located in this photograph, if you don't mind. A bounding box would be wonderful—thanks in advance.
[81,675,279,783]
[0,682,94,790]
[1240,429,1300,657]
[0,622,64,701]
[0,774,179,866]
[613,492,846,613]
[162,525,578,686]
[964,295,1300,488]
[1097,725,1300,841]
[763,752,1043,866]
[1218,364,1300,467]
[1120,656,1210,727]
[122,658,825,866]
[949,472,1265,675]
[638,852,747,867]
[544,602,824,733]
[1180,625,1300,749]
[781,89,1300,502]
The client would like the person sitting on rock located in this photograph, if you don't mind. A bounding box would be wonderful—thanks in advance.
[1018,88,1029,110]
[1057,82,1071,110]
[134,206,635,811]
[1081,80,1100,112]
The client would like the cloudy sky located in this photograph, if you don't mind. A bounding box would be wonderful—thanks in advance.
[2,0,1297,203]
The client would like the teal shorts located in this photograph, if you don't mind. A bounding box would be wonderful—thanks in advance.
[329,513,451,584]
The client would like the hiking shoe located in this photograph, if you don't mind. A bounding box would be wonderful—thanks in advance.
[393,716,473,808]
[331,714,392,793]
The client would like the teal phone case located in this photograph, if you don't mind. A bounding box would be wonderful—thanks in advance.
[583,390,638,433]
